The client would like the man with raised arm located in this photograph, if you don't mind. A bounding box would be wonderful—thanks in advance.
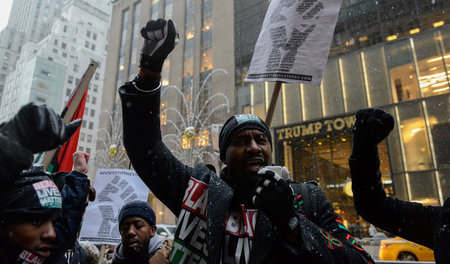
[119,18,374,263]
[349,108,450,263]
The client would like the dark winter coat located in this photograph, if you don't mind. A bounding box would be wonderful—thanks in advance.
[349,153,450,263]
[119,82,374,264]
[55,241,86,264]
[0,170,90,264]
[112,235,162,264]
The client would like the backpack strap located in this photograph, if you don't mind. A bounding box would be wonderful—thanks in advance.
[293,180,318,223]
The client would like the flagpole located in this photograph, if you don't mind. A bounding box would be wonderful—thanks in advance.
[42,61,99,170]
[265,81,282,127]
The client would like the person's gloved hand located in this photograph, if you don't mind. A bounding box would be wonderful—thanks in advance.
[0,103,82,153]
[253,168,295,228]
[351,108,394,158]
[435,199,450,263]
[140,18,179,73]
[0,133,33,187]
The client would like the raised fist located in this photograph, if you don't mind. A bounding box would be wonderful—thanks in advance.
[253,167,295,226]
[0,103,81,153]
[140,18,179,73]
[352,108,394,146]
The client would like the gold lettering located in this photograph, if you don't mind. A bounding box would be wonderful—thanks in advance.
[293,126,301,137]
[285,127,294,139]
[302,124,314,136]
[334,118,345,130]
[324,120,334,131]
[344,116,356,129]
[277,129,285,140]
[314,122,323,134]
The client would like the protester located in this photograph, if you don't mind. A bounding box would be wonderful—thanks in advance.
[0,103,88,263]
[53,151,95,264]
[119,18,374,263]
[112,200,170,264]
[349,107,450,263]
[0,102,81,188]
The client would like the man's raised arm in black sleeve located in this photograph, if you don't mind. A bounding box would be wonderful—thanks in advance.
[349,108,447,259]
[119,19,191,214]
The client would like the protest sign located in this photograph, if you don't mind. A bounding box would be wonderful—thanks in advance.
[245,0,343,86]
[79,169,149,245]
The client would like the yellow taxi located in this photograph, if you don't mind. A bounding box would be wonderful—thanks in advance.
[379,236,435,261]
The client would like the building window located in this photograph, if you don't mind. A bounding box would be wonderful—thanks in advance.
[386,39,420,103]
[90,109,95,117]
[93,33,97,40]
[36,97,46,103]
[88,122,93,129]
[95,73,99,80]
[68,76,73,84]
[63,25,67,32]
[61,42,66,49]
[66,88,71,96]
[73,64,79,72]
[87,134,92,143]
[2,63,7,71]
[90,44,96,51]
[85,41,89,48]
[86,30,91,38]
[62,52,67,58]
[91,97,96,104]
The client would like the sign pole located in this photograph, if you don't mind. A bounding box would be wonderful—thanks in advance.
[265,81,282,127]
[97,244,106,264]
[41,61,98,170]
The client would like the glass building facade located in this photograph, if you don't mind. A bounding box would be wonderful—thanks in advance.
[235,0,449,232]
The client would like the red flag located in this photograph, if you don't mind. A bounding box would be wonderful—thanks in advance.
[40,61,98,172]
[55,89,88,172]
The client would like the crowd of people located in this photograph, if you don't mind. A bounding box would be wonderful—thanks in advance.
[0,17,448,264]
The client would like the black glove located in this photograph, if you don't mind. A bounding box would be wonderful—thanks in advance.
[253,168,296,230]
[351,108,394,158]
[435,199,450,264]
[0,103,82,153]
[0,133,33,186]
[140,18,179,73]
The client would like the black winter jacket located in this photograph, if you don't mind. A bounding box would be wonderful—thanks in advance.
[120,82,374,264]
[349,153,449,263]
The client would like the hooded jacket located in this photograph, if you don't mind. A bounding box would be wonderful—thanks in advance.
[112,235,162,264]
[349,152,449,263]
[119,82,374,264]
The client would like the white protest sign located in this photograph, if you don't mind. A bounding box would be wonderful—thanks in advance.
[79,169,149,245]
[245,0,343,85]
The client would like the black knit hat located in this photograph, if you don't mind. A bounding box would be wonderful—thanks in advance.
[118,200,156,226]
[0,175,62,225]
[219,114,272,162]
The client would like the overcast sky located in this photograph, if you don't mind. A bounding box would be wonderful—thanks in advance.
[0,0,13,31]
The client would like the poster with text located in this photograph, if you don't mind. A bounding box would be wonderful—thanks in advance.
[245,0,343,86]
[79,169,149,245]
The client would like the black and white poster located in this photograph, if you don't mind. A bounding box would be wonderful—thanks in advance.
[245,0,343,85]
[79,169,149,245]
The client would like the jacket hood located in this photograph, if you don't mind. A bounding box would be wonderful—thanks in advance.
[113,234,162,263]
